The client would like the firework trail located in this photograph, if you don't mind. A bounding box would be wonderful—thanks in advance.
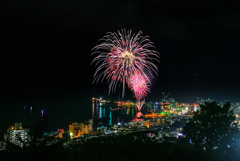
[92,29,159,97]
[137,100,145,111]
[129,71,150,110]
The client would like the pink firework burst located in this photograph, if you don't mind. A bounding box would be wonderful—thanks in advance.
[92,29,159,97]
[129,71,150,100]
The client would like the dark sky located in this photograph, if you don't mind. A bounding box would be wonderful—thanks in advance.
[0,0,240,136]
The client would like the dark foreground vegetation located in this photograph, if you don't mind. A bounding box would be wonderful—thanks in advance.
[1,132,240,161]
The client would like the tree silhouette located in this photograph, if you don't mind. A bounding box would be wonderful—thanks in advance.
[183,101,236,151]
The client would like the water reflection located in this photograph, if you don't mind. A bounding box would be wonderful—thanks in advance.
[132,112,143,122]
[91,100,163,127]
[92,102,94,118]
[99,107,102,118]
[155,105,158,112]
[92,101,139,127]
[109,107,112,126]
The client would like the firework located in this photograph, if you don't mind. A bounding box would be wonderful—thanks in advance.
[128,71,150,100]
[92,29,159,97]
[128,71,150,111]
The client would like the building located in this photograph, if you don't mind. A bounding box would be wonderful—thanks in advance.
[69,123,81,138]
[57,129,64,138]
[4,134,9,142]
[0,142,6,151]
[130,120,137,127]
[10,129,30,147]
[69,120,93,139]
[7,123,31,147]
[161,118,165,124]
[138,120,150,128]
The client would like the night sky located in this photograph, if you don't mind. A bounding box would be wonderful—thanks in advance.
[0,0,240,136]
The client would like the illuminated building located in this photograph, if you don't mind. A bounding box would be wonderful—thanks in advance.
[159,96,176,111]
[84,124,89,134]
[0,142,6,151]
[102,127,107,134]
[57,129,64,138]
[144,121,150,128]
[69,120,93,139]
[69,123,82,138]
[4,134,9,142]
[10,129,30,147]
[7,123,31,147]
[92,97,110,104]
[130,120,137,126]
[193,104,199,112]
[175,102,180,108]
[160,102,171,110]
[180,103,189,107]
[161,119,165,124]
[143,113,165,118]
[15,123,22,129]
[138,120,150,128]
[187,105,195,113]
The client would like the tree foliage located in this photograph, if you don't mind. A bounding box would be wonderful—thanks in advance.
[183,101,236,151]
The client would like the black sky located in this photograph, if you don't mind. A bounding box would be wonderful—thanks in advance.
[0,0,240,135]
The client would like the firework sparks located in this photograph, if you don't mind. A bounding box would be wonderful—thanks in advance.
[92,29,159,97]
[129,71,150,100]
[129,71,150,111]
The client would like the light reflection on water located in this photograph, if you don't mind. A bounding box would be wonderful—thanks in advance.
[92,102,139,127]
[92,101,160,127]
[132,112,143,122]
